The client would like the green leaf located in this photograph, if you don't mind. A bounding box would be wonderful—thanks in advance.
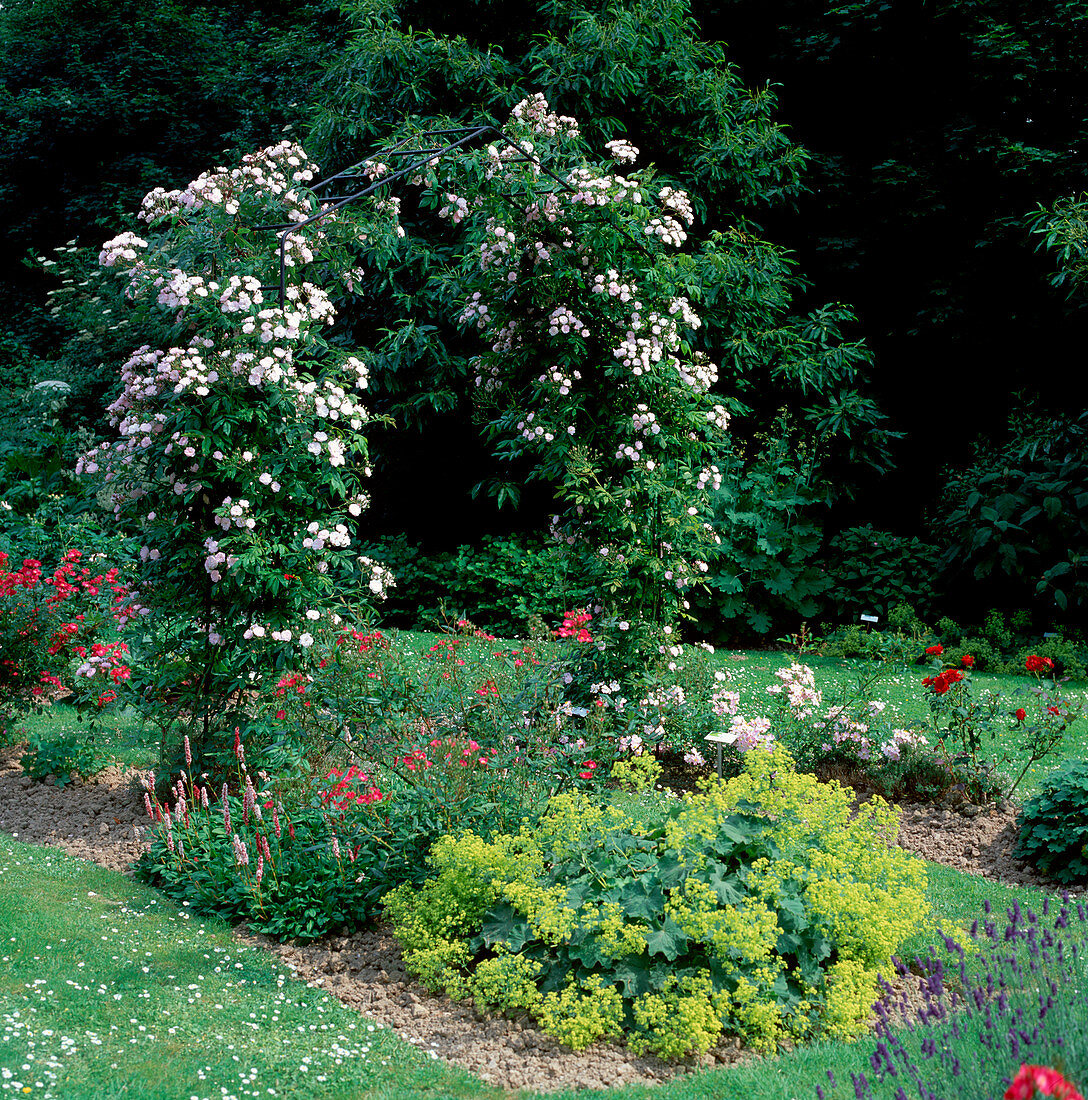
[609,956,655,998]
[644,918,689,961]
[706,866,745,906]
[616,881,664,923]
[478,904,531,952]
[565,935,613,968]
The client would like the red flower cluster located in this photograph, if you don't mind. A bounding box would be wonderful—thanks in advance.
[455,618,497,641]
[402,747,431,772]
[1006,1065,1084,1100]
[960,654,975,668]
[273,672,311,719]
[555,609,593,643]
[337,628,387,654]
[401,736,493,772]
[925,643,944,656]
[922,668,965,695]
[322,765,382,811]
[75,640,131,682]
[427,638,466,669]
[1025,654,1055,673]
[274,672,309,697]
[0,554,43,596]
[1,549,135,708]
[579,760,598,780]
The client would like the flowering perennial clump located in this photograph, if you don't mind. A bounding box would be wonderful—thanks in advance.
[136,731,389,940]
[837,895,1088,1100]
[386,746,930,1058]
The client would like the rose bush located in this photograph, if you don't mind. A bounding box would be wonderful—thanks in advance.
[75,140,399,769]
[1,548,136,734]
[921,650,1083,801]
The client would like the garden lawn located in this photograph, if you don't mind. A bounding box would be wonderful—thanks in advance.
[0,833,496,1100]
[14,707,151,774]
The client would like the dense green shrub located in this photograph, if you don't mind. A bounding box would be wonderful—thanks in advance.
[359,534,594,636]
[0,375,135,560]
[1011,637,1088,682]
[930,608,1088,679]
[386,747,930,1057]
[1015,759,1088,884]
[689,424,831,640]
[819,602,933,665]
[819,525,944,621]
[931,407,1088,619]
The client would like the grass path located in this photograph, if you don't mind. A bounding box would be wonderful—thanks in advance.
[0,834,494,1100]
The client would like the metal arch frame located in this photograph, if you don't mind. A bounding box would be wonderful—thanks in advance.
[259,124,580,308]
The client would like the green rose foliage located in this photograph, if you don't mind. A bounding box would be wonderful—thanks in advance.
[386,746,930,1058]
[311,0,894,513]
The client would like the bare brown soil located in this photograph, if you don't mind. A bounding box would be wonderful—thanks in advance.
[0,744,1066,1094]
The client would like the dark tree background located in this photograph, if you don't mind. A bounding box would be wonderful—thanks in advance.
[694,0,1088,529]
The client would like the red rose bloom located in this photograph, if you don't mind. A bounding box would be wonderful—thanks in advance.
[1025,654,1055,673]
[1006,1064,1085,1100]
[961,654,975,668]
[925,668,965,695]
[925,643,944,656]
[1015,708,1027,722]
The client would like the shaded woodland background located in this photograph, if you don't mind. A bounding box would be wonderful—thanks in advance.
[3,0,1086,637]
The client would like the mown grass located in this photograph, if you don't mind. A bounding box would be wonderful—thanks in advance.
[0,833,496,1100]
